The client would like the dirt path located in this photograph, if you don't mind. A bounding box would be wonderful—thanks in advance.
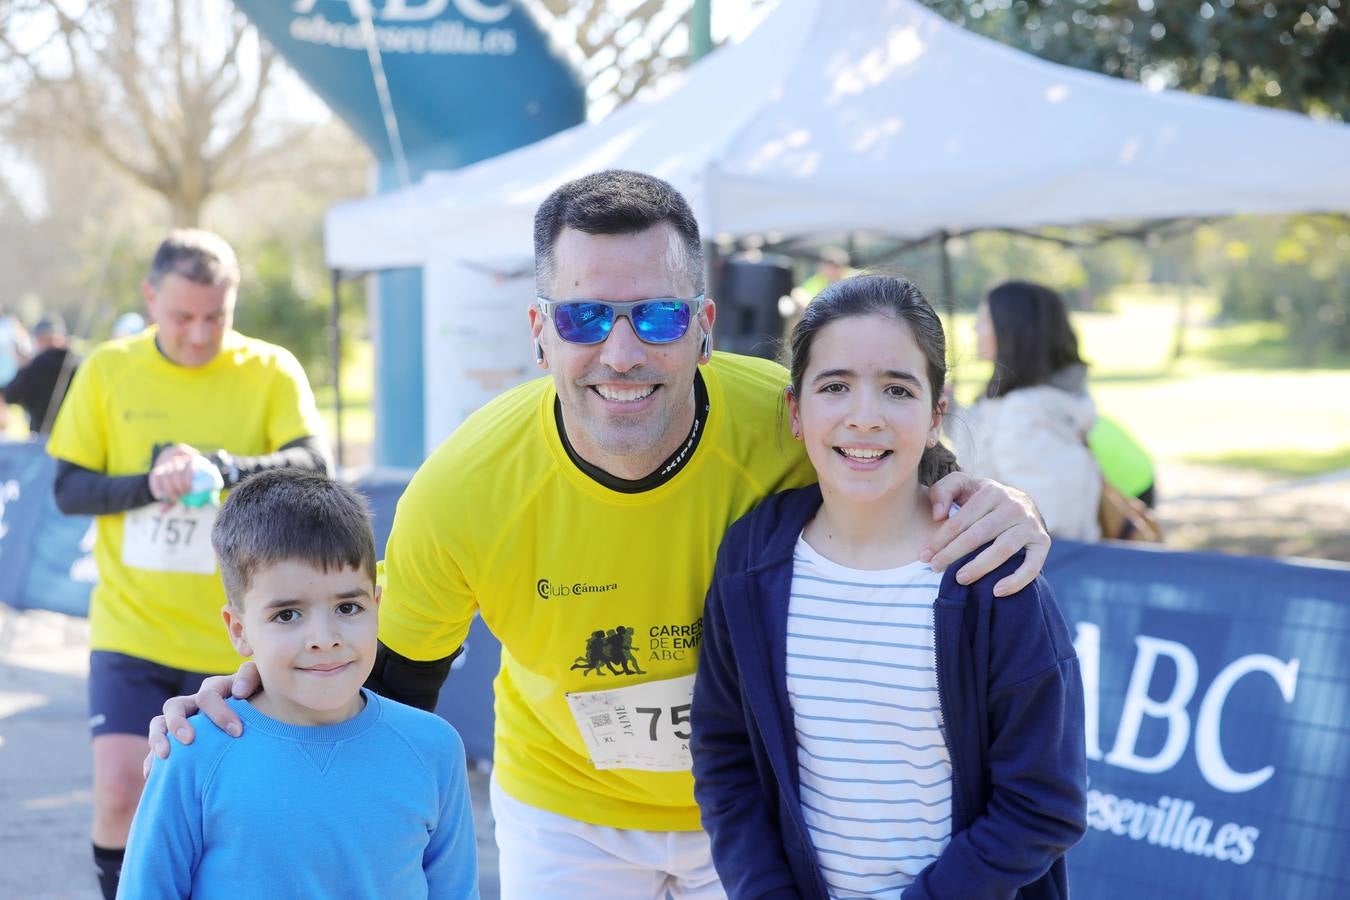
[1154,461,1350,563]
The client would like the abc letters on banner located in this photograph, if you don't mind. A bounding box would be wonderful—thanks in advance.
[1043,542,1348,898]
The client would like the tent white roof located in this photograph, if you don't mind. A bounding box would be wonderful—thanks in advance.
[324,0,1350,270]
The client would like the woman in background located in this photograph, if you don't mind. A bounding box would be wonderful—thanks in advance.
[954,280,1101,540]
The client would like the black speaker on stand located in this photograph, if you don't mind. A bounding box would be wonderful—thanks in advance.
[714,253,795,359]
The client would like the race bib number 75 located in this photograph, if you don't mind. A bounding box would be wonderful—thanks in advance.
[122,504,218,575]
[565,674,695,772]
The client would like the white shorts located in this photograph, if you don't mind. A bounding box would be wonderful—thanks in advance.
[490,778,726,900]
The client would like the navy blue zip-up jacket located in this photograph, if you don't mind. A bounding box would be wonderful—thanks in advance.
[691,485,1087,899]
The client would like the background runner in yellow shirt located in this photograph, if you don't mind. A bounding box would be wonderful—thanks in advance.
[159,173,1050,899]
[47,229,330,900]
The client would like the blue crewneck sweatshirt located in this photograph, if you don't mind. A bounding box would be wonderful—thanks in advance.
[118,689,479,899]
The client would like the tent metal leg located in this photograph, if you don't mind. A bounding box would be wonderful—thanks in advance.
[329,268,344,471]
[937,230,958,389]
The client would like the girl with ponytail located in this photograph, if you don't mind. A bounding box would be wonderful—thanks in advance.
[691,274,1086,900]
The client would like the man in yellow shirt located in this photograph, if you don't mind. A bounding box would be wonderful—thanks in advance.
[157,173,1049,898]
[47,229,331,900]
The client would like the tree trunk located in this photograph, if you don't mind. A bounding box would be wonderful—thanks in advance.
[168,193,202,228]
[1170,233,1194,363]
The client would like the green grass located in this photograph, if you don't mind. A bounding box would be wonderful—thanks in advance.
[1188,447,1350,478]
[944,285,1350,479]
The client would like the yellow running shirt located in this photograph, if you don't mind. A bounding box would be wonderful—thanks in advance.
[46,329,324,673]
[380,353,816,831]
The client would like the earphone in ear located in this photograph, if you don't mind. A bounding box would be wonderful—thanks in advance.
[700,331,713,358]
[533,339,545,364]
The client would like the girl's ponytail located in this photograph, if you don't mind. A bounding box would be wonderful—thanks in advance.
[919,441,960,487]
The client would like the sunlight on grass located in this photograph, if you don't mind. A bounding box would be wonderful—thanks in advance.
[1187,447,1350,477]
[1091,371,1350,467]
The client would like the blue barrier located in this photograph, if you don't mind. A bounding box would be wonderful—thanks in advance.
[1045,540,1350,897]
[0,441,95,616]
[4,441,1346,893]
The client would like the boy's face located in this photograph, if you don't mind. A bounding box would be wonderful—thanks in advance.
[222,560,379,726]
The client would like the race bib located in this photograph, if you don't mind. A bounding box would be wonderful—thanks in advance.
[566,674,695,772]
[122,504,218,575]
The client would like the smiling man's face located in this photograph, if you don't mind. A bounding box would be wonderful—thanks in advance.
[528,224,715,480]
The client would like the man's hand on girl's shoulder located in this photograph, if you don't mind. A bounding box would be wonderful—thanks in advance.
[921,473,1050,597]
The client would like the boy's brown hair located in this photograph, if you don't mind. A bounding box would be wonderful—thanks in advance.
[211,469,376,608]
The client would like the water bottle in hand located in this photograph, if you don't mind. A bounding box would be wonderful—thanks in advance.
[181,457,225,509]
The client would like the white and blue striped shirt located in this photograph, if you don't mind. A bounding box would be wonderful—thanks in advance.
[786,535,953,899]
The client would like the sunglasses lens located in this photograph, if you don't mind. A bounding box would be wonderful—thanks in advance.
[553,302,613,344]
[631,302,692,344]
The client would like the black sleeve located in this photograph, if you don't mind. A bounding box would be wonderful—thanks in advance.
[1,367,31,405]
[53,435,332,517]
[365,641,461,712]
[53,459,156,516]
[208,434,333,488]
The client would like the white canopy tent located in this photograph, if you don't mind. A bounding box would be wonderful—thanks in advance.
[324,0,1350,451]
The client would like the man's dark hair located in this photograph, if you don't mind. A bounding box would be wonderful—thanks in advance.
[533,170,704,295]
[147,228,240,290]
[983,280,1085,399]
[211,469,375,608]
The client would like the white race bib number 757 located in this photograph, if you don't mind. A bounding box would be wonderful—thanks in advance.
[122,504,218,575]
[565,674,695,772]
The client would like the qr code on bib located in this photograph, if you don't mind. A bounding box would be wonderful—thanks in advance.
[589,713,613,728]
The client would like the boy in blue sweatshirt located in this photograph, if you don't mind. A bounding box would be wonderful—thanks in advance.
[118,470,479,899]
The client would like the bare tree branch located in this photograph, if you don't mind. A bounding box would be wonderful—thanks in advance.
[0,0,301,226]
[207,43,275,184]
[612,8,685,105]
[203,16,248,110]
[172,0,189,119]
[214,120,317,191]
[535,0,772,117]
[97,5,176,176]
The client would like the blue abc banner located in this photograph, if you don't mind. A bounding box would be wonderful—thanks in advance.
[0,441,95,617]
[1046,541,1350,898]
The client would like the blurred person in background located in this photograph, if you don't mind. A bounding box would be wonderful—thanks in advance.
[0,314,79,437]
[111,311,146,340]
[0,303,32,384]
[794,247,853,303]
[1089,414,1157,511]
[0,305,33,433]
[45,229,331,900]
[787,247,854,326]
[951,280,1102,541]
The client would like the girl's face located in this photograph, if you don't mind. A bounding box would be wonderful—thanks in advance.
[788,313,943,507]
[975,300,997,362]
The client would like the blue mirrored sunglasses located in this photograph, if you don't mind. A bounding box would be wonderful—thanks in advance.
[536,295,705,345]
